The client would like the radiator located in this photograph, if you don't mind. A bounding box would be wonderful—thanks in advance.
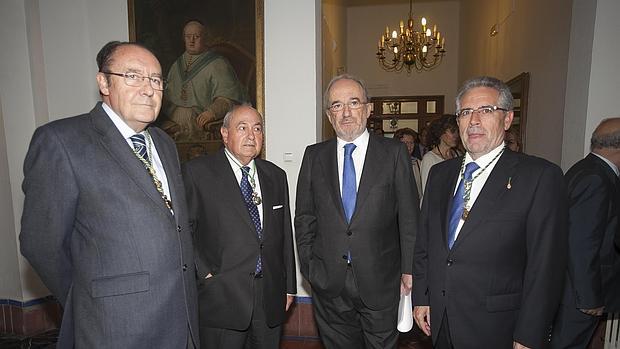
[605,312,620,349]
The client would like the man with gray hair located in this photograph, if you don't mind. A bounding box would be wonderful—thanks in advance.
[295,74,419,348]
[551,117,620,349]
[182,105,296,348]
[413,76,568,349]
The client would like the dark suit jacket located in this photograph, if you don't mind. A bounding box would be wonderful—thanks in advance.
[182,149,296,330]
[20,103,199,349]
[562,153,620,312]
[413,150,568,349]
[295,135,419,310]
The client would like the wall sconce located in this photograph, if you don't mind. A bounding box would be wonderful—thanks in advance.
[489,0,515,37]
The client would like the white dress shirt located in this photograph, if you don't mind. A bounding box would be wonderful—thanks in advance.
[337,130,370,194]
[102,103,171,201]
[452,143,505,239]
[224,149,264,226]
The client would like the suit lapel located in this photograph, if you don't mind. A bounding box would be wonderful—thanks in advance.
[211,149,257,235]
[150,129,179,220]
[452,151,519,249]
[256,159,274,241]
[318,139,347,222]
[354,135,387,222]
[441,159,463,250]
[90,104,172,217]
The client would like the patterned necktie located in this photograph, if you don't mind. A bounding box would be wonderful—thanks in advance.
[130,134,149,162]
[447,162,480,249]
[240,166,263,274]
[342,143,357,223]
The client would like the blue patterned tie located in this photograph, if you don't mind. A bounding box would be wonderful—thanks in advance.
[447,162,480,249]
[130,134,149,162]
[240,166,262,274]
[342,143,357,222]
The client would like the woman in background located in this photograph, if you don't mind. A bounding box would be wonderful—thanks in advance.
[420,114,461,195]
[394,128,422,200]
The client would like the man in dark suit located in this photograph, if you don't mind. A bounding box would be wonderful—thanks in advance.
[295,74,419,349]
[551,117,620,349]
[20,41,198,348]
[413,76,568,349]
[183,105,296,349]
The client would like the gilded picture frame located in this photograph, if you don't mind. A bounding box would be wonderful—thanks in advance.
[128,0,264,162]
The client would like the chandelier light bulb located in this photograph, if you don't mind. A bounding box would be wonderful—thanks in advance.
[375,0,446,73]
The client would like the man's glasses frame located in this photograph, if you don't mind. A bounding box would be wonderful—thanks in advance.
[456,105,509,119]
[327,100,369,113]
[101,71,167,91]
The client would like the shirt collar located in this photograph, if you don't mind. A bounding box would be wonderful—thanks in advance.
[102,102,144,139]
[464,143,505,168]
[336,129,370,150]
[592,152,620,177]
[224,148,256,174]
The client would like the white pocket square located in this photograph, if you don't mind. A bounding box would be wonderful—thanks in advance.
[272,205,283,210]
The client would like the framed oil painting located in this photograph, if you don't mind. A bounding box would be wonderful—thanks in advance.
[128,0,264,162]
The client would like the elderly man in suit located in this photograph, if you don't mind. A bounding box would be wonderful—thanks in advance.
[413,76,568,349]
[182,105,296,349]
[20,41,198,348]
[295,74,419,349]
[551,117,620,349]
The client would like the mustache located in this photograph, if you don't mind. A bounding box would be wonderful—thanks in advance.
[467,126,484,135]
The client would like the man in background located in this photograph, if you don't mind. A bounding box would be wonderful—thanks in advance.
[20,41,198,348]
[413,76,567,349]
[183,105,296,348]
[551,117,620,349]
[295,74,419,348]
[163,20,246,141]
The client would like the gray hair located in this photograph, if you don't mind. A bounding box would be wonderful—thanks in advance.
[323,74,370,109]
[455,76,513,112]
[591,121,620,150]
[222,103,261,128]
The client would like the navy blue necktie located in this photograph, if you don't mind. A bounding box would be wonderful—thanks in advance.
[342,143,357,222]
[240,166,262,273]
[447,162,480,249]
[130,134,149,162]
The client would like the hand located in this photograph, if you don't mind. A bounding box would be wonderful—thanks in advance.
[285,295,294,311]
[400,273,412,295]
[413,305,431,336]
[513,341,531,349]
[196,110,216,129]
[579,306,604,316]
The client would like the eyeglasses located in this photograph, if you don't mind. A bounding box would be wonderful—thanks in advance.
[102,71,167,91]
[456,105,508,119]
[327,100,368,113]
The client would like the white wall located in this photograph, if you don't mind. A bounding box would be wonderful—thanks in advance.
[264,0,321,296]
[347,1,460,113]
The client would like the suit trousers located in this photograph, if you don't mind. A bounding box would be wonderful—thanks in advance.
[200,277,282,349]
[550,303,600,349]
[434,311,454,349]
[312,265,399,349]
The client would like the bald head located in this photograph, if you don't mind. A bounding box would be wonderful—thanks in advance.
[591,117,620,167]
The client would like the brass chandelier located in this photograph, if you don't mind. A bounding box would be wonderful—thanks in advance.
[376,0,446,73]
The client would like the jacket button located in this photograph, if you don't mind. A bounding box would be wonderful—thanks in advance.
[447,259,454,266]
[442,290,446,296]
[346,231,352,236]
[182,264,188,271]
[177,226,182,232]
